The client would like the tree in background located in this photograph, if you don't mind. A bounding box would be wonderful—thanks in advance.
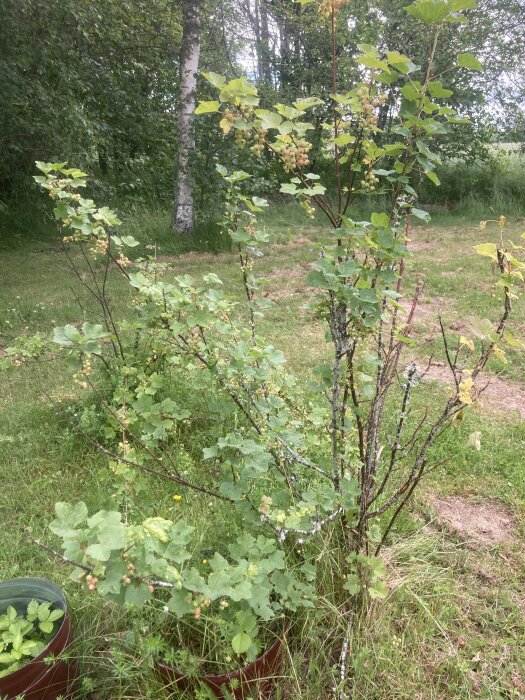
[172,0,201,234]
[0,0,182,201]
[0,0,522,219]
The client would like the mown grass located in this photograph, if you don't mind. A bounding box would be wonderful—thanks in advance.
[1,202,524,698]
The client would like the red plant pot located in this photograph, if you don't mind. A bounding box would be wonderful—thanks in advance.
[156,635,285,699]
[0,577,77,700]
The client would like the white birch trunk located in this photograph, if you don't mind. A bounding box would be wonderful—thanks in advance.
[172,0,201,234]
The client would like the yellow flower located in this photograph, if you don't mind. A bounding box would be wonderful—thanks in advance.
[173,494,182,501]
[202,559,208,565]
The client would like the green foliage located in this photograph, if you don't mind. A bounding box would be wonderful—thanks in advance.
[2,4,524,692]
[0,0,183,200]
[417,151,525,215]
[0,601,64,678]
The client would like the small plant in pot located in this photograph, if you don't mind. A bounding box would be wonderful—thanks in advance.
[0,600,64,679]
[136,605,286,697]
[0,578,76,700]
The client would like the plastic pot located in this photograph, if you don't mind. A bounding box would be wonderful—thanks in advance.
[0,577,77,700]
[156,635,285,699]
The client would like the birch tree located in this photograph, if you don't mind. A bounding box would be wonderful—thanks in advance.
[172,0,201,234]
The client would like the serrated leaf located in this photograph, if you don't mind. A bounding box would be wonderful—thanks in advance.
[425,170,441,186]
[292,96,323,110]
[232,632,252,655]
[333,133,356,147]
[368,580,388,599]
[371,212,390,228]
[254,109,282,129]
[411,207,431,222]
[405,0,452,24]
[167,590,193,617]
[202,71,226,88]
[458,52,483,71]
[50,501,88,537]
[474,242,498,260]
[125,584,152,607]
[428,81,453,98]
[195,100,221,114]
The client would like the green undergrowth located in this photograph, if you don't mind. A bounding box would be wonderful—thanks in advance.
[1,208,524,698]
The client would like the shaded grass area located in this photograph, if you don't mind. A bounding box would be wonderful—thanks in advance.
[0,206,524,698]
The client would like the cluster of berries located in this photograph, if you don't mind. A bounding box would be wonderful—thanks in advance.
[250,128,267,156]
[318,0,350,19]
[193,594,214,620]
[300,198,316,220]
[360,168,380,192]
[355,87,387,130]
[234,130,248,148]
[73,356,94,389]
[89,238,109,256]
[85,574,98,591]
[275,138,312,172]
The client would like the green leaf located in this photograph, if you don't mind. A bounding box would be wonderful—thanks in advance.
[121,235,139,247]
[425,170,441,186]
[280,183,298,195]
[39,621,54,634]
[474,242,498,260]
[405,0,452,24]
[167,590,193,617]
[273,103,303,120]
[503,331,525,349]
[411,207,431,222]
[195,100,221,114]
[26,601,39,619]
[428,81,453,98]
[292,96,323,110]
[202,71,226,88]
[85,543,113,561]
[368,579,388,599]
[254,109,282,129]
[50,501,88,537]
[125,584,152,608]
[231,632,252,655]
[358,54,390,72]
[401,84,421,102]
[457,52,483,71]
[450,0,477,8]
[47,609,64,623]
[308,184,326,195]
[333,133,356,147]
[371,212,390,228]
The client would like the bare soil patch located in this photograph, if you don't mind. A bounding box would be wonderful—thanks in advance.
[408,239,433,252]
[422,362,525,419]
[429,495,517,545]
[264,262,314,300]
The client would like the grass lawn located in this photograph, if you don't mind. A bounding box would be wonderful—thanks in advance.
[1,203,524,698]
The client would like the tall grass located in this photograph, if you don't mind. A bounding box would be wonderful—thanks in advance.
[418,151,525,217]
